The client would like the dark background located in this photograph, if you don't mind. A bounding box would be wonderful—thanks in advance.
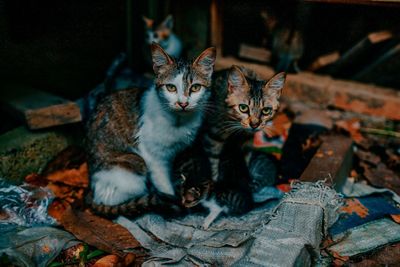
[0,0,399,100]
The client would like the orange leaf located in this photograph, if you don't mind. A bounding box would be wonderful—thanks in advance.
[46,162,89,188]
[93,255,120,267]
[341,198,369,218]
[59,207,143,258]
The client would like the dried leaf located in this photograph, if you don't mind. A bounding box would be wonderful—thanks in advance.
[59,207,142,258]
[46,163,88,188]
[43,146,87,175]
[48,200,70,222]
[92,255,119,267]
[341,198,369,218]
[25,173,47,187]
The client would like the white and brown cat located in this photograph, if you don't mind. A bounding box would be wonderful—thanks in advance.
[143,15,183,59]
[86,43,216,208]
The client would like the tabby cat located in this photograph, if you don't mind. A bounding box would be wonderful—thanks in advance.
[143,15,183,59]
[204,66,286,182]
[86,43,216,207]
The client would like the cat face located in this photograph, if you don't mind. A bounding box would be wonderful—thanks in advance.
[225,66,286,131]
[143,15,173,46]
[151,43,216,113]
[180,174,212,208]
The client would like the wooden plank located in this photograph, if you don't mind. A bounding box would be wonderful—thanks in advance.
[307,51,340,71]
[215,57,400,120]
[328,31,393,77]
[239,43,271,63]
[1,84,82,129]
[300,135,353,191]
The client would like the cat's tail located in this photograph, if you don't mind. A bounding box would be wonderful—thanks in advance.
[86,191,183,218]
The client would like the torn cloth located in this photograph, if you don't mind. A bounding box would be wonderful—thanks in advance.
[117,182,342,266]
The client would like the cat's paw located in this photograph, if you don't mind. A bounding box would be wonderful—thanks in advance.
[202,218,213,230]
[92,166,147,206]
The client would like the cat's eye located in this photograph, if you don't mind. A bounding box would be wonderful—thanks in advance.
[238,104,249,113]
[190,84,202,93]
[165,84,177,92]
[262,107,273,116]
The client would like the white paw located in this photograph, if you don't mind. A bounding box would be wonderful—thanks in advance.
[92,167,147,206]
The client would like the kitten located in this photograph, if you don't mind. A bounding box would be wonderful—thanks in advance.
[260,9,303,72]
[143,15,183,59]
[177,136,253,229]
[86,43,216,207]
[204,65,286,182]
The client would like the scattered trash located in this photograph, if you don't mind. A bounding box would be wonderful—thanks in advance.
[0,226,77,267]
[0,179,56,227]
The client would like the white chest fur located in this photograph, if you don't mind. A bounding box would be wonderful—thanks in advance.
[137,87,203,195]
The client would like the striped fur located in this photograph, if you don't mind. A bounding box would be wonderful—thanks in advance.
[204,66,286,182]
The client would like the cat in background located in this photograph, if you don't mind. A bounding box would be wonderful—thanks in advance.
[86,43,216,209]
[204,66,286,183]
[260,8,304,73]
[143,15,183,59]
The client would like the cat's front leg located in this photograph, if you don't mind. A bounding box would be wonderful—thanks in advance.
[92,167,148,206]
[201,198,225,229]
[91,152,148,206]
[148,160,175,196]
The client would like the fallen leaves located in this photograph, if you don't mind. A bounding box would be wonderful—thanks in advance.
[59,207,142,258]
[341,198,369,218]
[23,146,146,266]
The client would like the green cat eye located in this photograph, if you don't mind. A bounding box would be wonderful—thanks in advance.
[262,107,272,116]
[165,84,177,92]
[238,104,249,113]
[190,84,202,93]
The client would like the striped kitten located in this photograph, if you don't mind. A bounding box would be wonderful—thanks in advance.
[204,66,286,181]
[86,43,216,207]
[178,136,253,229]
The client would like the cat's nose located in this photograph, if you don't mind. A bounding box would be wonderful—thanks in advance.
[250,121,260,129]
[177,102,189,109]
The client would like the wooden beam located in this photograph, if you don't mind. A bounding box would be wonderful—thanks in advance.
[300,135,353,191]
[1,84,82,130]
[215,57,400,120]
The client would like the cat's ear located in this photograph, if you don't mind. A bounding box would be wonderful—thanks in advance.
[142,16,154,29]
[264,72,286,99]
[228,65,249,93]
[151,42,174,73]
[161,15,174,30]
[193,47,216,77]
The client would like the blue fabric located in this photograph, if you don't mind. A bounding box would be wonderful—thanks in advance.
[329,194,400,236]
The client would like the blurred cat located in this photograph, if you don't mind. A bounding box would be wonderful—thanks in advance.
[261,8,303,72]
[143,15,183,59]
[86,43,216,208]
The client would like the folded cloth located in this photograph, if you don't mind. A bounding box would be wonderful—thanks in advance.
[117,181,342,266]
